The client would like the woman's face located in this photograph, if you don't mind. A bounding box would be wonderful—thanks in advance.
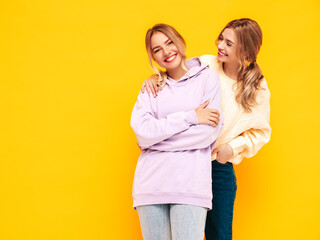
[150,31,183,72]
[217,28,239,65]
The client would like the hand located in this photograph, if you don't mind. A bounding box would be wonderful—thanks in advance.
[212,144,234,164]
[195,101,220,127]
[141,75,160,97]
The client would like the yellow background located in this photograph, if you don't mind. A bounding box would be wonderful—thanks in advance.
[1,0,320,239]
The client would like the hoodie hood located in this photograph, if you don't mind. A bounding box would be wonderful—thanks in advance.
[166,57,209,87]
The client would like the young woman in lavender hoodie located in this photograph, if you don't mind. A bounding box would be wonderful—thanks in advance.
[130,23,223,240]
[142,19,271,240]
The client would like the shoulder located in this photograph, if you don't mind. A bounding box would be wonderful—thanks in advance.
[199,54,215,64]
[205,67,219,82]
[199,55,220,71]
[137,89,154,104]
[260,78,270,92]
[258,78,270,98]
[198,67,220,92]
[189,57,220,85]
[254,78,271,107]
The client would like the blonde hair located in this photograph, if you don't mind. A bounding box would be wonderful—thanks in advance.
[145,23,186,89]
[217,18,264,112]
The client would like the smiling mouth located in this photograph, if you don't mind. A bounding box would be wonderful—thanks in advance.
[218,50,227,57]
[164,54,177,62]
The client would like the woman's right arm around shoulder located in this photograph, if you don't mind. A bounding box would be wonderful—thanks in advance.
[141,75,160,98]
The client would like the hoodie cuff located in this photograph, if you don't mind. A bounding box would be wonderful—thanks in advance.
[186,110,198,125]
[228,137,245,156]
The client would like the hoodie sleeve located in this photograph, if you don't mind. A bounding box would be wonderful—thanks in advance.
[130,91,198,149]
[228,89,271,158]
[149,69,223,151]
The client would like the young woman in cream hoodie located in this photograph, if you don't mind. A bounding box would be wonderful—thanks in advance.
[141,18,271,240]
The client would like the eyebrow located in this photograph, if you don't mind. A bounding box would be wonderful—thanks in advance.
[152,37,171,51]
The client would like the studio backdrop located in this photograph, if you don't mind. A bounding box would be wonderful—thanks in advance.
[1,0,320,239]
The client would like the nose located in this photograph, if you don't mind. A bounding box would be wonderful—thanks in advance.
[217,40,224,50]
[163,46,170,56]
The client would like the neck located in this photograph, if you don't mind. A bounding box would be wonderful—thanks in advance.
[223,61,240,81]
[167,62,188,81]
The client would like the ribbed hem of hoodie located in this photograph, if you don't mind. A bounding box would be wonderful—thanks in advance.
[133,192,212,210]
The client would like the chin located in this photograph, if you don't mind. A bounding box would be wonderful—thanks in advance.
[165,62,182,71]
[217,56,226,63]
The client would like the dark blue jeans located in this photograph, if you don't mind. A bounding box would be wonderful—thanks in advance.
[205,160,237,240]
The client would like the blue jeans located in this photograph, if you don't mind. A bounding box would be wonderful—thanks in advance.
[205,160,237,240]
[136,204,207,240]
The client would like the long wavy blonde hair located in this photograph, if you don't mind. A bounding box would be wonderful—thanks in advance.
[145,23,186,89]
[217,18,264,112]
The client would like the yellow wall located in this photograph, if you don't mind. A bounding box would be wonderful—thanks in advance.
[1,0,320,239]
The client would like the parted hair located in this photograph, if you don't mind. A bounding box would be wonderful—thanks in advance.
[145,23,186,89]
[217,18,264,112]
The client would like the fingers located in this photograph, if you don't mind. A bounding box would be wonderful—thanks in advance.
[153,80,160,95]
[201,109,220,126]
[199,100,209,109]
[146,76,161,97]
[206,108,220,116]
[209,119,218,127]
[212,148,218,155]
[148,79,157,97]
[206,110,221,124]
[205,115,220,126]
[141,82,146,93]
[202,119,217,127]
[142,74,159,96]
[209,116,219,126]
[198,107,220,116]
[210,112,220,120]
[145,83,151,96]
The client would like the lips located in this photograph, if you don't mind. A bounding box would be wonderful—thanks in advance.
[218,50,227,57]
[164,54,177,63]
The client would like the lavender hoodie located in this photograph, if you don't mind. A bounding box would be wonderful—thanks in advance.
[130,57,223,209]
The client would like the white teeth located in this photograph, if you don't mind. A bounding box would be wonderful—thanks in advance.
[166,55,176,62]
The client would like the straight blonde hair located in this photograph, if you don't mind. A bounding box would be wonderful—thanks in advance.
[145,23,186,89]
